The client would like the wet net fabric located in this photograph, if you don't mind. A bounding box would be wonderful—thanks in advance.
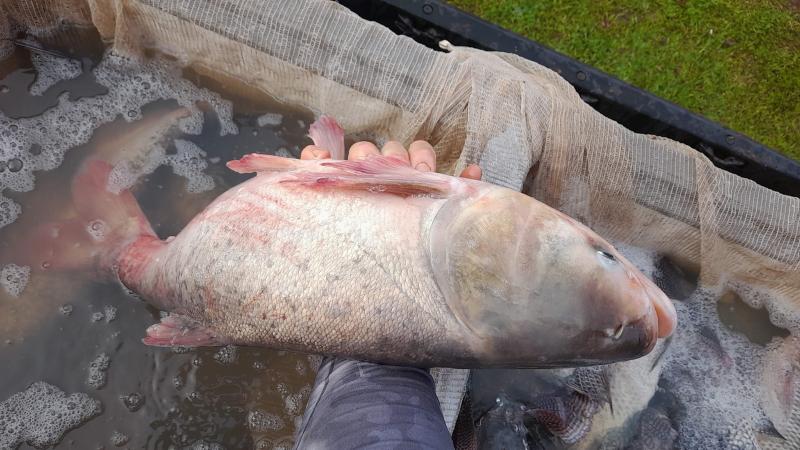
[2,0,798,445]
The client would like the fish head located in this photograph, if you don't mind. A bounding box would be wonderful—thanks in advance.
[431,187,676,367]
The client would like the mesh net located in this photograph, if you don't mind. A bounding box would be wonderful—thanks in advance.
[2,0,798,446]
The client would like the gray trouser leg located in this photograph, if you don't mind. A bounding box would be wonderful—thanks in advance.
[294,357,454,450]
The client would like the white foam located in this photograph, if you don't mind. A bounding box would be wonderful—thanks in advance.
[166,139,215,193]
[0,381,101,448]
[1,50,237,229]
[212,344,238,365]
[87,353,111,389]
[190,440,224,450]
[104,305,117,322]
[257,112,283,127]
[29,52,82,96]
[1,264,30,297]
[247,409,285,432]
[110,430,129,447]
[0,195,21,231]
[570,243,798,449]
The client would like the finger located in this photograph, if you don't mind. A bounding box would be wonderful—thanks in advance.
[459,164,482,180]
[381,140,410,163]
[300,145,331,160]
[348,141,380,160]
[408,140,436,172]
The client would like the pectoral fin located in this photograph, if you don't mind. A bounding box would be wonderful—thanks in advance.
[143,313,223,347]
[282,155,454,198]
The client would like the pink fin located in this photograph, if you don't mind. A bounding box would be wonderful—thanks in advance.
[226,153,309,174]
[283,155,453,198]
[308,115,345,160]
[16,160,155,275]
[142,313,222,347]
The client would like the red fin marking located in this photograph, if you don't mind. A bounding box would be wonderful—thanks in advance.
[281,173,450,197]
[142,313,222,347]
[308,115,345,160]
[283,155,453,197]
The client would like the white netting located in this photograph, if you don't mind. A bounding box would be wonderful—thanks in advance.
[1,0,797,446]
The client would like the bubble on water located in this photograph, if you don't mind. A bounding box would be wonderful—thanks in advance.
[1,264,30,297]
[0,50,237,230]
[283,385,311,416]
[85,219,107,241]
[165,140,214,193]
[191,356,203,367]
[307,354,323,372]
[59,304,73,316]
[213,344,238,365]
[173,375,185,390]
[90,311,105,322]
[252,360,266,370]
[190,440,224,450]
[7,158,22,172]
[0,196,21,228]
[247,409,285,432]
[87,353,111,389]
[29,52,82,96]
[0,381,101,448]
[187,391,202,403]
[257,112,282,127]
[103,305,117,322]
[276,383,289,397]
[171,345,191,354]
[120,392,143,412]
[109,430,129,447]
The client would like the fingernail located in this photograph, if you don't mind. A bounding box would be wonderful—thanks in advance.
[415,162,431,172]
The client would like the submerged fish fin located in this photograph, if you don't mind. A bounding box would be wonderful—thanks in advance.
[282,155,453,198]
[17,159,155,276]
[308,115,345,160]
[143,313,223,347]
[226,153,309,174]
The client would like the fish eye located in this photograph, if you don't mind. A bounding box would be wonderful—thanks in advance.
[597,249,616,262]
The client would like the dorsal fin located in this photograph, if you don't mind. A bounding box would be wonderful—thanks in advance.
[308,115,345,160]
[227,153,455,198]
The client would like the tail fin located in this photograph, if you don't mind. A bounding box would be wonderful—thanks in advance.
[23,160,155,277]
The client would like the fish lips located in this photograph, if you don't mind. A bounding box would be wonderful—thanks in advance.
[574,314,659,366]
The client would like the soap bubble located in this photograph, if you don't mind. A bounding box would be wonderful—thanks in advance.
[0,381,101,448]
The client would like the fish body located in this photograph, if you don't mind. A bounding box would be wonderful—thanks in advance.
[25,118,676,368]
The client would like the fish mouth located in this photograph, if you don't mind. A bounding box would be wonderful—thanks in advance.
[565,314,659,367]
[606,314,658,359]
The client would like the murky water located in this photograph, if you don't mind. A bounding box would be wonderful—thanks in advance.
[0,30,321,449]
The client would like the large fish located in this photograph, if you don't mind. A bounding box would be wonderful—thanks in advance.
[21,117,676,368]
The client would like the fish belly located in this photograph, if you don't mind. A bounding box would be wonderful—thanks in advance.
[122,179,474,365]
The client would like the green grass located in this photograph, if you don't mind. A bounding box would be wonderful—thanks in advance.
[447,0,800,161]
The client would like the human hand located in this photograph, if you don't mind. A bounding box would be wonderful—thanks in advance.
[300,139,482,180]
